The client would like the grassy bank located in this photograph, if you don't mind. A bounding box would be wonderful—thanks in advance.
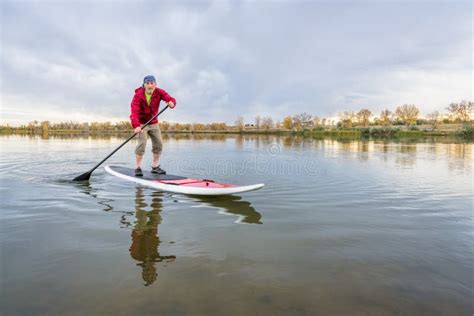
[1,125,472,139]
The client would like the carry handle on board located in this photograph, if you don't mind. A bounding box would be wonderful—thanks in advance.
[72,105,170,181]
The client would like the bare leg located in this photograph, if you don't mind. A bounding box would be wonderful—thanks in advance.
[152,152,161,168]
[135,154,143,169]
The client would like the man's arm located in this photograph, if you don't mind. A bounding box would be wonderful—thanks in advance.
[130,94,142,129]
[158,88,177,108]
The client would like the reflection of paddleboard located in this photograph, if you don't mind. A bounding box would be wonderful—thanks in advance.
[105,166,264,196]
[191,195,263,224]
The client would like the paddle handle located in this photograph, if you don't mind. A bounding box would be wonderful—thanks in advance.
[86,105,169,175]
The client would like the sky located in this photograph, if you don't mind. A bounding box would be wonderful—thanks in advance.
[0,0,472,126]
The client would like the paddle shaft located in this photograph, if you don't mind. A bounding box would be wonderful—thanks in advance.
[73,105,169,181]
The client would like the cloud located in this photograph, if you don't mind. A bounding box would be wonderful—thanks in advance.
[1,0,472,125]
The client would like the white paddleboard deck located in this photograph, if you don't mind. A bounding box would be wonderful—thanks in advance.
[105,166,264,196]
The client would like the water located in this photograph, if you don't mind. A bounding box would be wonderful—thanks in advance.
[1,134,473,315]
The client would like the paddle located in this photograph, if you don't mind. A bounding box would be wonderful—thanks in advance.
[72,105,170,181]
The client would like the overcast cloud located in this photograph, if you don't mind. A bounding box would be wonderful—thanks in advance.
[1,0,472,125]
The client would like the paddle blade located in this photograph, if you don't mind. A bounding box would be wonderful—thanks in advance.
[73,171,92,182]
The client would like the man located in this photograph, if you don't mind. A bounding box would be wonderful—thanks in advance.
[130,75,176,176]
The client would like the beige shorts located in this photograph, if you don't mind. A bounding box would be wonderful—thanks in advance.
[135,123,163,155]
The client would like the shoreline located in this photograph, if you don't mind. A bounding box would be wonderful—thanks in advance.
[1,127,472,139]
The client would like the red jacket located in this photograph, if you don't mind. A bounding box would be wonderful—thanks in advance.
[129,87,176,128]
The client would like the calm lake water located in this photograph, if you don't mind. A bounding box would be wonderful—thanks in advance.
[0,134,473,315]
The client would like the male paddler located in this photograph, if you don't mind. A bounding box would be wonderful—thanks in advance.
[130,75,176,176]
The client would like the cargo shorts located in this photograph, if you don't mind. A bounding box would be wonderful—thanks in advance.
[135,123,163,156]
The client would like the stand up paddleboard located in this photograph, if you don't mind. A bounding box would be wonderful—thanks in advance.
[105,166,264,196]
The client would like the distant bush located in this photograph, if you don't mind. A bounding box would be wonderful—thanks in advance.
[359,127,371,137]
[368,127,399,137]
[305,129,360,138]
[395,130,423,137]
[457,125,474,138]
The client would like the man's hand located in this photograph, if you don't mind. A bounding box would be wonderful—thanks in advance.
[167,101,175,108]
[134,127,142,133]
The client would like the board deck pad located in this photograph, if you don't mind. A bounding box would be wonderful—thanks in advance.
[110,166,187,181]
[105,165,264,196]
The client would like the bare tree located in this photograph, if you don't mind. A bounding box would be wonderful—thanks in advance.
[380,109,392,126]
[192,123,206,131]
[356,109,372,127]
[235,116,244,131]
[395,104,419,126]
[293,112,312,131]
[160,121,170,132]
[292,116,302,131]
[209,122,227,130]
[313,116,321,127]
[254,115,261,129]
[447,100,473,123]
[426,111,440,130]
[261,116,274,130]
[338,111,356,128]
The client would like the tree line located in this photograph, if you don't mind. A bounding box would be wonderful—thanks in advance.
[1,100,472,133]
[0,120,231,133]
[241,100,473,131]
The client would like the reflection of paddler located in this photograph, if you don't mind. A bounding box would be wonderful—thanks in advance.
[130,188,175,286]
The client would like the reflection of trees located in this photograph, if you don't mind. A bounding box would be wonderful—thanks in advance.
[127,188,176,286]
[281,136,304,149]
[379,141,390,153]
[446,143,472,172]
[339,140,353,152]
[379,141,390,162]
[358,141,369,153]
[260,135,273,147]
[235,135,244,149]
[395,143,417,167]
[354,141,369,161]
[399,143,417,154]
[446,143,470,159]
[283,136,294,148]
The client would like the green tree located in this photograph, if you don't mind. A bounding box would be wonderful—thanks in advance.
[282,116,293,130]
[41,121,50,131]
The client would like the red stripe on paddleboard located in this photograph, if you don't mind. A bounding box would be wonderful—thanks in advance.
[154,178,236,188]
